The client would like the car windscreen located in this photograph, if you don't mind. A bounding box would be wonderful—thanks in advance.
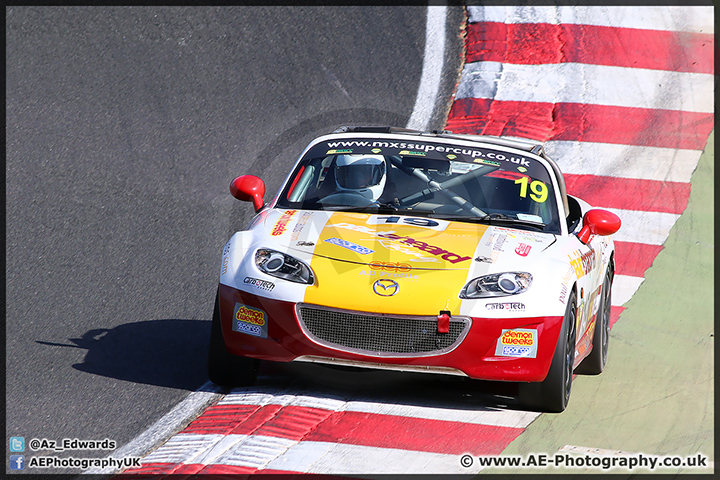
[275,137,562,234]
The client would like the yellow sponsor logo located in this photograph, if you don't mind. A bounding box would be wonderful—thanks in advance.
[377,232,471,264]
[235,304,265,326]
[369,261,412,272]
[500,330,535,346]
[271,209,297,236]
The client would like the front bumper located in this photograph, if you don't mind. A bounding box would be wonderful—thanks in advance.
[218,283,564,382]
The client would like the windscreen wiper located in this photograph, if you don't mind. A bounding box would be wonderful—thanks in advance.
[434,213,547,230]
[322,203,416,214]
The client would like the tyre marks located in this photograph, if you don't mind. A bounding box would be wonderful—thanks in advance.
[120,6,713,475]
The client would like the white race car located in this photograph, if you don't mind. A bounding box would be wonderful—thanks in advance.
[209,126,621,412]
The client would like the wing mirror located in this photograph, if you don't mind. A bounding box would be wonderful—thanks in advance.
[577,209,621,244]
[230,175,265,212]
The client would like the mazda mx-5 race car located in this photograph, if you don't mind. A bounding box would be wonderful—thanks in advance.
[209,126,621,412]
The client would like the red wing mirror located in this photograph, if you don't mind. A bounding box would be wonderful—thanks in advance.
[230,175,265,212]
[577,209,621,244]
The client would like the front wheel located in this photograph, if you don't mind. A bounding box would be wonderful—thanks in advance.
[519,291,577,412]
[207,290,260,387]
[576,267,613,375]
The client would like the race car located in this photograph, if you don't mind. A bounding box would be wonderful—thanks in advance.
[209,126,620,412]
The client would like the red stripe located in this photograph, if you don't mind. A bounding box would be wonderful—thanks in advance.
[185,404,336,440]
[183,405,518,455]
[613,241,664,278]
[304,410,523,456]
[565,174,691,215]
[249,405,336,440]
[182,404,265,435]
[446,97,714,150]
[467,22,714,74]
[610,306,626,329]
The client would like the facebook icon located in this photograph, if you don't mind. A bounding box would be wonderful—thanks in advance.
[10,455,25,470]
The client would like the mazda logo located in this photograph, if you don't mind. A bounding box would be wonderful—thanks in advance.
[373,279,399,296]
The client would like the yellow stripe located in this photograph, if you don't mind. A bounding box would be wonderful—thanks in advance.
[304,212,487,316]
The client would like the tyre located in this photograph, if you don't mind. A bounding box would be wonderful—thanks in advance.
[519,291,577,412]
[207,290,260,387]
[576,267,613,375]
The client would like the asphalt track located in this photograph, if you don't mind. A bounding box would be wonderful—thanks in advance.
[6,6,464,473]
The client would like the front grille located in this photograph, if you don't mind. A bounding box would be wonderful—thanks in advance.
[296,304,470,357]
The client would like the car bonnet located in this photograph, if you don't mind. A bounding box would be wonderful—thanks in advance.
[258,209,555,315]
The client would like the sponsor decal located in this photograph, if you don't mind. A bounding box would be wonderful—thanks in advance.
[321,140,534,168]
[495,328,538,358]
[475,158,500,167]
[326,149,353,154]
[232,303,268,338]
[559,267,574,303]
[290,211,313,241]
[517,166,528,173]
[243,276,275,291]
[271,209,297,236]
[296,241,315,246]
[488,233,507,263]
[377,232,471,264]
[515,242,532,256]
[369,261,412,272]
[399,150,427,156]
[221,240,231,275]
[324,237,374,255]
[569,247,597,277]
[475,256,493,263]
[486,302,526,311]
[366,215,447,230]
[493,234,507,251]
[373,279,399,296]
[360,270,419,280]
[371,148,382,154]
[447,154,457,160]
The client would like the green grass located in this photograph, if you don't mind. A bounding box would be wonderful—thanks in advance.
[482,130,714,475]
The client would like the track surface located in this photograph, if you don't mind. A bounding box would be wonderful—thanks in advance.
[6,6,461,473]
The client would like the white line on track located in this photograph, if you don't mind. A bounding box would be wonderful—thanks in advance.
[406,5,447,131]
[604,208,681,246]
[455,62,714,113]
[612,275,645,307]
[545,141,704,183]
[468,6,714,33]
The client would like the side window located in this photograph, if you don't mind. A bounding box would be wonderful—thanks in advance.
[566,195,583,232]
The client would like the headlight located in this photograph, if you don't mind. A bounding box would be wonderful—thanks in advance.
[460,272,532,298]
[255,248,315,284]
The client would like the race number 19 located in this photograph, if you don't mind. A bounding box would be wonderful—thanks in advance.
[514,177,548,203]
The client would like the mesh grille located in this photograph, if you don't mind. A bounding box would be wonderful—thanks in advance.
[297,305,469,356]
